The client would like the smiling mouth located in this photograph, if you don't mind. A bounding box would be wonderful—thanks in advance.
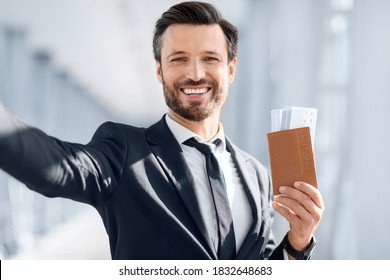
[181,87,211,95]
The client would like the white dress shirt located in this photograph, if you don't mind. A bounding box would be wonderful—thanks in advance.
[165,115,252,253]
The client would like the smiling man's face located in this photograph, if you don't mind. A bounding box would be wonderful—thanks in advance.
[156,24,237,122]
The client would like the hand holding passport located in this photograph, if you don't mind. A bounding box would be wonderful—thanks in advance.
[267,106,318,195]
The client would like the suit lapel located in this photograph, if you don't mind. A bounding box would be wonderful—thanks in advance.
[146,117,217,259]
[225,139,263,259]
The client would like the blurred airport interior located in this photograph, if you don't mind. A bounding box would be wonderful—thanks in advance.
[0,0,389,260]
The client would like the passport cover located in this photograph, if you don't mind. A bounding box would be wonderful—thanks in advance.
[267,126,317,195]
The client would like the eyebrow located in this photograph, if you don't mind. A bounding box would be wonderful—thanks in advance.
[166,50,223,59]
[204,51,222,56]
[167,51,186,59]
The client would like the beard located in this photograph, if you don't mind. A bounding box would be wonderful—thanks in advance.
[162,77,225,122]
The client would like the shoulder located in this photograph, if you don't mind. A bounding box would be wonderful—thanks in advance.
[87,121,148,155]
[93,117,167,142]
[92,121,146,139]
[90,121,151,147]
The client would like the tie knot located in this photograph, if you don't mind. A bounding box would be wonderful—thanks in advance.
[183,137,222,155]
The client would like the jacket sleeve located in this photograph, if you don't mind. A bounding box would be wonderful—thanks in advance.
[0,104,127,207]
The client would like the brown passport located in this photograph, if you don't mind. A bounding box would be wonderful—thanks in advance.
[267,126,317,195]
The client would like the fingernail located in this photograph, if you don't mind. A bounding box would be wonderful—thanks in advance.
[279,186,287,193]
[272,201,280,207]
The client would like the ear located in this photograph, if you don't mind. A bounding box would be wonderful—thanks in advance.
[228,57,237,84]
[156,60,163,83]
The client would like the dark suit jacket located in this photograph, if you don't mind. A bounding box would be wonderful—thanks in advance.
[0,111,285,259]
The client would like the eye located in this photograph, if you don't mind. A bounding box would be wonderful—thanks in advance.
[171,57,186,63]
[204,57,219,62]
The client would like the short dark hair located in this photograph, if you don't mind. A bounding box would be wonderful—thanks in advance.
[153,1,238,62]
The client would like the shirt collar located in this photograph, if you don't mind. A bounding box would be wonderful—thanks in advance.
[165,114,226,150]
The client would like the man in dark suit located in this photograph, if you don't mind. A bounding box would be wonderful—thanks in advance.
[0,1,324,259]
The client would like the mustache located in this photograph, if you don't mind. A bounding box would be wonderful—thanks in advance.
[176,79,212,87]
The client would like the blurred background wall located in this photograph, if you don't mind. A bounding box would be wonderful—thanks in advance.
[0,0,389,260]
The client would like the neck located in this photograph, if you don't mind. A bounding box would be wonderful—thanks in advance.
[168,111,220,142]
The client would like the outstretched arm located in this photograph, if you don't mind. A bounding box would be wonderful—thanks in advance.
[0,103,127,207]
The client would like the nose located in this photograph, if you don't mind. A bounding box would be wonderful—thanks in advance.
[185,59,205,82]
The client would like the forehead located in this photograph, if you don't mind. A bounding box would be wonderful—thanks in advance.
[161,24,228,57]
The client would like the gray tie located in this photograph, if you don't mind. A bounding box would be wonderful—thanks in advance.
[184,137,236,260]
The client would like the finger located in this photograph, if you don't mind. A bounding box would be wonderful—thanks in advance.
[279,183,324,211]
[274,196,322,239]
[273,194,312,221]
[293,181,325,209]
[278,186,317,216]
[272,200,301,224]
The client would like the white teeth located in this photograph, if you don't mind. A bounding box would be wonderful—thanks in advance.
[183,88,208,95]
